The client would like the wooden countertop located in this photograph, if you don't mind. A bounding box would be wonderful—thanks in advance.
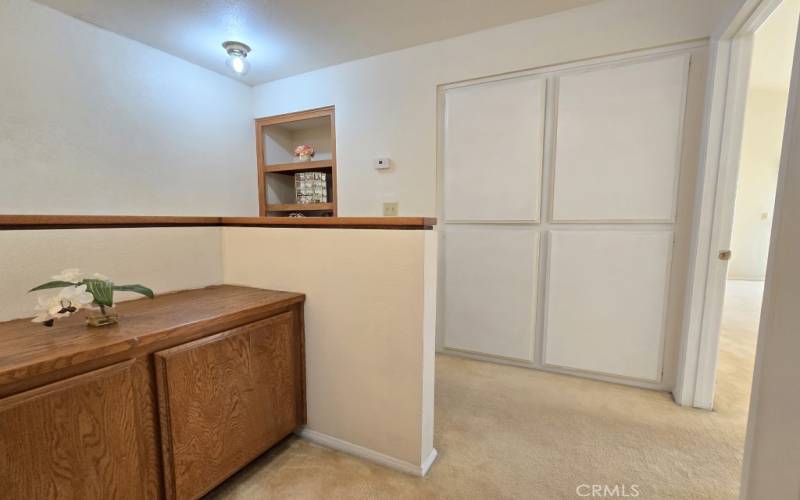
[0,285,304,394]
[0,215,436,230]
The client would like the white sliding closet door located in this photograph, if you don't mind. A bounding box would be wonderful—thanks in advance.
[444,226,539,360]
[551,56,689,222]
[442,76,546,361]
[440,51,691,386]
[544,231,673,381]
[542,55,687,382]
[444,77,546,222]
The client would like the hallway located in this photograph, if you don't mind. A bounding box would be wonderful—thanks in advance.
[209,281,761,499]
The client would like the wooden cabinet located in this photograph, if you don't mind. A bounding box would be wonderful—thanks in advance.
[0,286,306,500]
[0,360,147,499]
[155,312,304,499]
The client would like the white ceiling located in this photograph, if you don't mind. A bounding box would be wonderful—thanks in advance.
[750,0,800,91]
[33,0,605,86]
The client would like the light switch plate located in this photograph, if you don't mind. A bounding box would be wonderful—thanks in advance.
[383,202,399,216]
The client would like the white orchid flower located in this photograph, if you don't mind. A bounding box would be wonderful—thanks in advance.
[31,285,96,324]
[60,285,95,307]
[51,268,83,283]
[91,272,110,281]
[32,297,64,323]
[32,295,59,323]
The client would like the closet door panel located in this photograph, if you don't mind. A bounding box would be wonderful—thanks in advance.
[543,231,672,381]
[552,55,689,222]
[444,77,546,222]
[443,226,539,361]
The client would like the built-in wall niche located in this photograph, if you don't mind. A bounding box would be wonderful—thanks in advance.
[256,106,338,216]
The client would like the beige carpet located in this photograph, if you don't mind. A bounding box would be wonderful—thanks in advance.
[207,280,761,500]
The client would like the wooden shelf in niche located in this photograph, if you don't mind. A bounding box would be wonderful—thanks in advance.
[264,160,334,174]
[268,203,334,212]
[256,106,337,217]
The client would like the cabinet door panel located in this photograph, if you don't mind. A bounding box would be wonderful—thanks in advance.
[155,312,301,500]
[0,360,145,500]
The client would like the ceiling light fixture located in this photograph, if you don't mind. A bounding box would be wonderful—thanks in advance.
[222,41,251,76]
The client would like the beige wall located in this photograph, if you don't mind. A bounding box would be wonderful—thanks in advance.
[222,227,437,467]
[729,89,788,280]
[0,0,256,216]
[741,24,800,498]
[0,227,223,322]
[252,0,734,217]
[0,226,437,468]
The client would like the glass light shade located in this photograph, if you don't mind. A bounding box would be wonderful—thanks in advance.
[226,54,250,76]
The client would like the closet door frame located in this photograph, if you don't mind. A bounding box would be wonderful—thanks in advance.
[436,40,707,391]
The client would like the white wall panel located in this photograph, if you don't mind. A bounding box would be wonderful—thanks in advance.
[544,231,672,380]
[444,77,546,221]
[443,226,539,360]
[0,0,255,216]
[552,55,689,222]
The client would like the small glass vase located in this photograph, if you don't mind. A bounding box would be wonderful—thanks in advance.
[87,306,119,327]
[294,154,313,162]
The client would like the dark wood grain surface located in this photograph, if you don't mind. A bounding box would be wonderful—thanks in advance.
[0,214,220,229]
[155,312,302,499]
[0,286,307,499]
[133,355,167,499]
[0,285,305,394]
[0,360,147,499]
[222,216,436,229]
[0,214,436,230]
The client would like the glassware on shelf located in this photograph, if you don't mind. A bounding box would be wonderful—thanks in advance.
[294,172,328,204]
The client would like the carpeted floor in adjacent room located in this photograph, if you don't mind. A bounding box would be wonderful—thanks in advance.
[207,280,762,499]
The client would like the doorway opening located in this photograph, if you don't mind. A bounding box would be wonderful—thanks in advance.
[716,0,799,414]
[677,0,800,410]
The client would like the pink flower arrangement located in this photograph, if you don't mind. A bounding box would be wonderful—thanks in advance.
[294,144,315,158]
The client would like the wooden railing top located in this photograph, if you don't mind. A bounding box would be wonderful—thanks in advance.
[0,215,436,230]
[221,216,435,229]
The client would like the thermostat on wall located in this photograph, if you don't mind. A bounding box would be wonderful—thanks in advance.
[374,157,391,170]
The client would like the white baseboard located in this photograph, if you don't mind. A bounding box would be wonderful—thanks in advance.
[419,446,439,476]
[296,428,438,477]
